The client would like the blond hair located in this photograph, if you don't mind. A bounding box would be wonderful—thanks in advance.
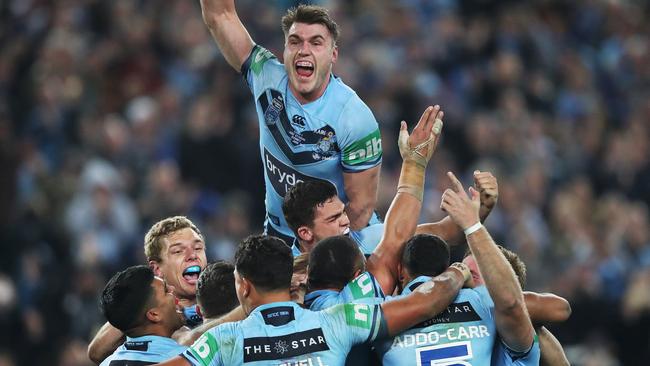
[144,216,203,263]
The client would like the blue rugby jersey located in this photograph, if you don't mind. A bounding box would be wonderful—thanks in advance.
[241,45,383,242]
[376,277,497,366]
[304,271,385,311]
[99,335,186,365]
[492,336,541,366]
[183,301,386,366]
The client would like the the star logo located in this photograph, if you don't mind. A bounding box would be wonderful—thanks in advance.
[274,340,289,355]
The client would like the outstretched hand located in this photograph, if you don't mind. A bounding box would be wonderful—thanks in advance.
[440,172,481,230]
[398,105,444,167]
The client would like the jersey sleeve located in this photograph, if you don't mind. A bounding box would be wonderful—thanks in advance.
[337,97,382,172]
[342,272,385,303]
[470,285,495,320]
[322,303,388,348]
[182,330,222,366]
[240,45,284,96]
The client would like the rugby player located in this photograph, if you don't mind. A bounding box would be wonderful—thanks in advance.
[152,234,470,366]
[89,216,208,363]
[199,1,384,243]
[99,265,187,365]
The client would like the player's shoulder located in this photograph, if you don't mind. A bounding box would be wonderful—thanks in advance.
[244,45,285,80]
[327,76,374,119]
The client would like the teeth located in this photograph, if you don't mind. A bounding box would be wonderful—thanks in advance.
[296,61,313,68]
[343,227,350,235]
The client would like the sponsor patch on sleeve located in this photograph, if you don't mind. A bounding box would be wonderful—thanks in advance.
[343,303,373,329]
[342,129,382,166]
[250,47,275,76]
[188,332,219,366]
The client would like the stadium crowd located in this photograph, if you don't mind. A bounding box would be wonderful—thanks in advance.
[1,0,649,365]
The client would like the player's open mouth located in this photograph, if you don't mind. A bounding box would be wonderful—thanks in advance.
[182,265,201,285]
[295,60,314,78]
[342,227,350,236]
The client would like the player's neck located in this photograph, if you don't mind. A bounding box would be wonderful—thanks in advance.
[289,75,331,105]
[249,290,292,311]
[127,324,175,339]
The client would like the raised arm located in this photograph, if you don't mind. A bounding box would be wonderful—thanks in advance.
[537,326,570,366]
[381,263,469,336]
[524,291,572,325]
[199,0,255,72]
[366,105,444,295]
[416,170,499,245]
[440,171,534,352]
[87,322,124,364]
[343,165,380,230]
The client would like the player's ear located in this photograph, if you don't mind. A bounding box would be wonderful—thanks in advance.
[149,261,163,277]
[145,307,162,323]
[397,262,405,283]
[297,226,313,242]
[331,44,338,64]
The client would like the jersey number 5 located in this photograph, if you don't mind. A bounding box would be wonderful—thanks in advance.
[416,341,473,366]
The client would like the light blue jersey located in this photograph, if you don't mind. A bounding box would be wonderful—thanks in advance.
[241,45,383,243]
[183,301,386,366]
[492,337,541,366]
[305,271,385,366]
[376,278,497,366]
[291,224,384,257]
[99,335,186,366]
[304,271,385,311]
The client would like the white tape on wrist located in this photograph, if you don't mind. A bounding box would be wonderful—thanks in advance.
[464,222,483,236]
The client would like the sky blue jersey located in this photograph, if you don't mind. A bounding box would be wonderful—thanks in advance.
[305,271,385,366]
[183,301,386,366]
[304,271,385,311]
[241,45,383,242]
[492,336,541,366]
[99,335,186,366]
[291,224,384,257]
[376,277,497,366]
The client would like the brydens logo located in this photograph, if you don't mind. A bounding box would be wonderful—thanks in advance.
[264,148,327,196]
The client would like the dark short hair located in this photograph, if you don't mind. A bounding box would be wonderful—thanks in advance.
[234,235,292,292]
[463,245,527,289]
[196,261,239,319]
[281,4,340,45]
[402,234,450,277]
[283,181,338,235]
[100,265,154,332]
[308,235,364,290]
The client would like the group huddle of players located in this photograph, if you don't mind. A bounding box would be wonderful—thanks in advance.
[88,2,572,365]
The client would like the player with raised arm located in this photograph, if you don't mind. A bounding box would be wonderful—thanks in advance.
[441,171,539,364]
[151,234,470,366]
[88,217,208,364]
[99,265,187,365]
[199,1,383,243]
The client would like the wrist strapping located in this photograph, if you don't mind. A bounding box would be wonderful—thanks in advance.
[464,222,483,236]
[397,159,425,201]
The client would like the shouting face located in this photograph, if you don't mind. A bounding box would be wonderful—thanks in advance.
[283,22,338,104]
[151,227,207,303]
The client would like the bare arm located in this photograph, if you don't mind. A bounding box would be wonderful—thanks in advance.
[367,106,444,295]
[87,322,124,364]
[381,264,468,336]
[538,326,570,366]
[176,306,247,346]
[441,172,534,352]
[524,292,572,325]
[343,165,380,230]
[199,0,255,72]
